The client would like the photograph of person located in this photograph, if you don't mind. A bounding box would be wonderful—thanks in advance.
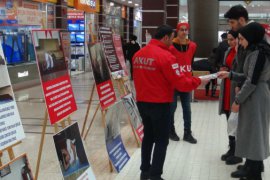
[53,122,89,180]
[0,53,14,105]
[0,86,14,104]
[105,104,121,143]
[122,94,142,129]
[33,33,68,82]
[0,154,34,180]
[88,43,111,85]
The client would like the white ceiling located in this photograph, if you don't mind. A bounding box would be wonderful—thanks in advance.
[111,0,142,7]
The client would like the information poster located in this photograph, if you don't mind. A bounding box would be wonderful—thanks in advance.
[53,122,95,180]
[17,7,43,26]
[112,34,128,76]
[0,154,34,180]
[122,94,144,142]
[32,30,77,124]
[0,0,20,26]
[60,31,71,66]
[105,103,130,172]
[99,27,124,79]
[0,41,25,151]
[88,43,116,110]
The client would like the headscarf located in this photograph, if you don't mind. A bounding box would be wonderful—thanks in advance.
[228,30,238,39]
[239,22,265,44]
[176,22,190,32]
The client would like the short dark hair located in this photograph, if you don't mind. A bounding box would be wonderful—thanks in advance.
[154,25,174,40]
[130,34,137,41]
[224,5,248,21]
[221,33,227,39]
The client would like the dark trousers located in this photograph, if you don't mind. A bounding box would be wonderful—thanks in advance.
[170,91,192,132]
[137,102,171,177]
[129,60,133,80]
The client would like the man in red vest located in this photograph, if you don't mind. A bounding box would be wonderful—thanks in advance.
[169,22,198,143]
[133,25,209,180]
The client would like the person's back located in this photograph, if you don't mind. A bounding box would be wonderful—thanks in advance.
[127,35,140,62]
[133,39,176,103]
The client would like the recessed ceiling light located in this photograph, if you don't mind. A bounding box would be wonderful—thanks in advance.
[128,1,132,4]
[110,2,114,6]
[135,3,139,6]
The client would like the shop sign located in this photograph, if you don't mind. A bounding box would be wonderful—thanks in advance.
[17,8,43,26]
[74,0,100,13]
[47,0,58,3]
[32,0,47,2]
[67,9,84,19]
[68,0,75,7]
[22,1,40,10]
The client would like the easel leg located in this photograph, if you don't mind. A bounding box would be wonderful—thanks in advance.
[35,111,48,180]
[0,152,2,166]
[83,103,100,140]
[81,84,96,137]
[60,121,66,129]
[54,124,59,133]
[67,116,72,125]
[7,147,15,160]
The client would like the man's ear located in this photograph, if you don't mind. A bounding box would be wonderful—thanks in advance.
[238,17,246,26]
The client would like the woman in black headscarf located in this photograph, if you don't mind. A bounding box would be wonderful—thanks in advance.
[218,22,270,180]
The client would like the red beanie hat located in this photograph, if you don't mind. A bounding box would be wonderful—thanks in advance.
[176,22,190,32]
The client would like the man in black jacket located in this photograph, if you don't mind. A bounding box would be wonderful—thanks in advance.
[126,35,140,80]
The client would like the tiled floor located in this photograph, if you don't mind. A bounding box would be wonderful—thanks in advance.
[2,72,270,180]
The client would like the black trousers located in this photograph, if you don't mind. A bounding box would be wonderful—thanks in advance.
[137,102,171,178]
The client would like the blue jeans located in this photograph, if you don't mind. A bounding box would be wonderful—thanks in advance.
[170,91,192,132]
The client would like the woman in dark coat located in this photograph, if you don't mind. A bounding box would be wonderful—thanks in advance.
[218,22,270,180]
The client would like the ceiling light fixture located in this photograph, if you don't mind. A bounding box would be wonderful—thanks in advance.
[128,1,132,4]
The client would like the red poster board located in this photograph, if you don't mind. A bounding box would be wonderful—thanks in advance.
[32,30,77,124]
[99,27,124,79]
[88,43,116,109]
[112,34,128,76]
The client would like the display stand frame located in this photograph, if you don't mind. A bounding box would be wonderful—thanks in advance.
[0,141,22,167]
[34,110,72,180]
[79,76,140,173]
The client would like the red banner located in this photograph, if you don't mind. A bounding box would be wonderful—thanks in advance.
[96,80,117,109]
[113,34,128,76]
[88,43,116,109]
[32,30,77,124]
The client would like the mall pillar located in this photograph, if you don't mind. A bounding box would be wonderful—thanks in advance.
[188,0,219,57]
[56,0,68,29]
[142,0,166,46]
[166,0,180,30]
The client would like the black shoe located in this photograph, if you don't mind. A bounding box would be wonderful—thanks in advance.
[169,132,180,141]
[231,168,248,178]
[183,132,197,144]
[140,171,150,180]
[221,149,234,161]
[237,165,245,170]
[149,176,164,180]
[226,156,243,165]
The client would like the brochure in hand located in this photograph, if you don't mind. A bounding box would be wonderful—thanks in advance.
[199,73,218,80]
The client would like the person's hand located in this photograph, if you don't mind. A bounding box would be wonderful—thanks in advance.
[217,71,229,79]
[220,66,228,71]
[231,102,239,113]
[235,87,240,94]
[199,77,211,86]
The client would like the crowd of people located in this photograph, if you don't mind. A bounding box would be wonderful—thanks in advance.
[127,4,270,180]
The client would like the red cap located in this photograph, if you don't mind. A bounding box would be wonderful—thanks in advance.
[176,22,190,32]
